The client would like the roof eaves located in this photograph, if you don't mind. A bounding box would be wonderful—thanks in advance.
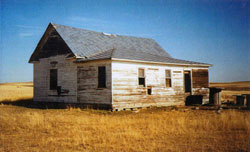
[111,58,212,67]
[74,57,111,63]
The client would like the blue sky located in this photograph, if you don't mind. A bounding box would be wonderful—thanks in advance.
[0,0,249,83]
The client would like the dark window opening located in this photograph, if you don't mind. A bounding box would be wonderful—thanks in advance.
[139,78,145,86]
[147,88,152,95]
[165,70,172,87]
[184,71,191,93]
[50,69,57,90]
[138,69,145,87]
[98,66,106,88]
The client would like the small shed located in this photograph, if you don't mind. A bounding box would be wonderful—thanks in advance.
[242,94,250,108]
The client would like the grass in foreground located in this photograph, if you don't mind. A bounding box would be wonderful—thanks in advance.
[0,104,250,152]
[0,81,250,151]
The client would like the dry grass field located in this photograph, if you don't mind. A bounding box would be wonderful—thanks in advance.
[0,82,33,101]
[0,82,250,152]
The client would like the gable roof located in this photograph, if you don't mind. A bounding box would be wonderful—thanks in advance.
[29,23,211,66]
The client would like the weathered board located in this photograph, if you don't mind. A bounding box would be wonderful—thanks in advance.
[192,69,209,88]
[77,60,112,105]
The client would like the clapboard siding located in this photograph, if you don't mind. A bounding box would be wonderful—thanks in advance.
[33,56,209,108]
[112,61,185,109]
[33,55,77,102]
[192,69,209,104]
[192,69,209,88]
[111,61,210,109]
[77,60,112,105]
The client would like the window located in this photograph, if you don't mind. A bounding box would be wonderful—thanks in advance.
[138,68,145,87]
[165,70,172,87]
[184,71,191,93]
[147,87,152,95]
[50,69,57,90]
[98,66,106,88]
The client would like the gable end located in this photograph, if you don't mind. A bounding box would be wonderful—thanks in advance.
[29,23,74,63]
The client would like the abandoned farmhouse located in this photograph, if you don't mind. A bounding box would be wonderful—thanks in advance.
[29,23,212,110]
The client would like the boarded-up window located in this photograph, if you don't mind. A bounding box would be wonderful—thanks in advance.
[165,70,172,87]
[138,68,145,87]
[98,66,106,88]
[192,69,209,88]
[50,69,57,90]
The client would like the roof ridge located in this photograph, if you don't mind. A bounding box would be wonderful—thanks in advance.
[51,23,154,40]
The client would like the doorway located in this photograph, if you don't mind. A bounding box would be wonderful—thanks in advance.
[184,71,191,93]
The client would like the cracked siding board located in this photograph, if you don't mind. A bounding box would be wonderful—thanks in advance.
[33,55,77,102]
[77,60,112,105]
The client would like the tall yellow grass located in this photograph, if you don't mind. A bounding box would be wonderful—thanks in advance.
[0,82,250,151]
[0,105,249,152]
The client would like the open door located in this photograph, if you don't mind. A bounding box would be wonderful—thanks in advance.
[184,71,191,93]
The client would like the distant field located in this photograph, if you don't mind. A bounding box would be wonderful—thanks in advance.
[0,81,250,151]
[210,81,250,91]
[0,82,33,101]
[210,81,250,102]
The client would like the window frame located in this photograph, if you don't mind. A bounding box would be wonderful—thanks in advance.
[165,69,172,88]
[50,69,58,90]
[138,68,146,87]
[98,66,106,88]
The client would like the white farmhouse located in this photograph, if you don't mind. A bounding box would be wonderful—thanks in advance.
[29,23,211,110]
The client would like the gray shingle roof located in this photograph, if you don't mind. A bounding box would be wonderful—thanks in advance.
[52,23,171,58]
[75,48,209,65]
[31,23,211,66]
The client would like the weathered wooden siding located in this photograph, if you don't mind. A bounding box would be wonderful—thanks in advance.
[77,60,112,105]
[33,55,77,102]
[192,69,209,104]
[33,56,209,107]
[112,61,210,109]
[112,61,184,109]
[192,69,209,88]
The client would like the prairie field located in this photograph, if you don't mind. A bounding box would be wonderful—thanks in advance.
[0,82,33,101]
[210,81,250,102]
[0,82,250,152]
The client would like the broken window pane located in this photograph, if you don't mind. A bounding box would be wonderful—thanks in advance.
[138,68,145,87]
[165,70,171,78]
[166,78,171,87]
[139,69,145,77]
[165,70,172,87]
